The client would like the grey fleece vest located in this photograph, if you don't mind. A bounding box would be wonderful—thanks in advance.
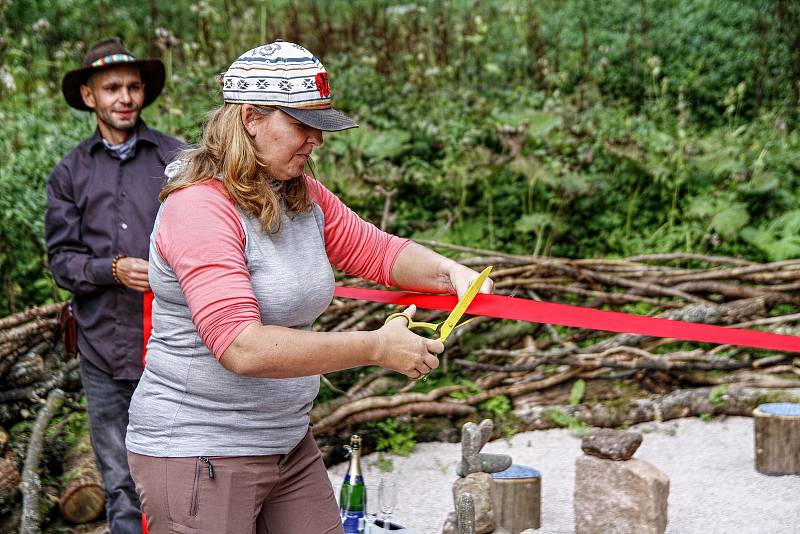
[126,194,334,457]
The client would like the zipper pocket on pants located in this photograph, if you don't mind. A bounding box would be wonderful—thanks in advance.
[189,456,215,517]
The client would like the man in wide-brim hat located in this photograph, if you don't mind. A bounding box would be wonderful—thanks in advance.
[45,37,182,534]
[61,37,166,112]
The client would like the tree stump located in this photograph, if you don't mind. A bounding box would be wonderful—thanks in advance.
[58,424,105,523]
[754,402,800,476]
[491,464,541,533]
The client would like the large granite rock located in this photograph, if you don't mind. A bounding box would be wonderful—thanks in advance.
[581,428,643,461]
[574,454,669,534]
[453,472,495,534]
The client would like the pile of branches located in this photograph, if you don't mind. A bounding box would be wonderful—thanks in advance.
[3,247,800,524]
[0,304,99,533]
[312,243,800,437]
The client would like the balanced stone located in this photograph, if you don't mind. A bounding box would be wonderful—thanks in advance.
[458,419,512,476]
[581,428,643,461]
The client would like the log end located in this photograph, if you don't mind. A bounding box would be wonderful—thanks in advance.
[59,476,105,524]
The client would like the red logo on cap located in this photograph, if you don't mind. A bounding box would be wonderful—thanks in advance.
[315,73,331,98]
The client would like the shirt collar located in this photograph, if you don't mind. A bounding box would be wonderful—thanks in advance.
[88,120,158,154]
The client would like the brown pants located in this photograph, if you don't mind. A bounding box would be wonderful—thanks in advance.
[128,430,344,534]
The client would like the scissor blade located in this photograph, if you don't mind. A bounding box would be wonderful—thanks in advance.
[437,266,492,342]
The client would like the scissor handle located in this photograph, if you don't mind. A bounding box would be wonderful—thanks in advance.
[384,312,440,333]
[384,312,441,381]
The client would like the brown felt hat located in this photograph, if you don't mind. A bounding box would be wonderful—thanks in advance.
[61,37,165,111]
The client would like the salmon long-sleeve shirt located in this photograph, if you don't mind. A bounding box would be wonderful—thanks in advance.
[126,176,410,456]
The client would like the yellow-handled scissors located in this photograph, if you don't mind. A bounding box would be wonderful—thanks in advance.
[384,266,493,380]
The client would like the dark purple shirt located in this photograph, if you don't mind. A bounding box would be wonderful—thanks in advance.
[45,121,183,380]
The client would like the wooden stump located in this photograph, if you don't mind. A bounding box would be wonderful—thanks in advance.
[60,474,105,524]
[491,464,541,533]
[58,424,105,523]
[754,402,800,476]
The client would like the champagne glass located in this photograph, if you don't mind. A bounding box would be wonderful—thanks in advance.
[378,476,398,526]
[364,481,380,531]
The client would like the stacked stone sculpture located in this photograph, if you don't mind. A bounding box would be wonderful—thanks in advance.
[442,419,513,534]
[574,428,670,534]
[456,419,514,476]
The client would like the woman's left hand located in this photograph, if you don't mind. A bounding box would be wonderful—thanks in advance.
[447,263,495,299]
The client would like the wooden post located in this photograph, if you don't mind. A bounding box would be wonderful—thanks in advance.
[492,464,541,533]
[754,403,800,476]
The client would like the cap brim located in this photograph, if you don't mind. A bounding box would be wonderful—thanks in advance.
[276,106,358,132]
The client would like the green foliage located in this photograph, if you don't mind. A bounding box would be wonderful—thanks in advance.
[446,379,482,400]
[478,395,511,418]
[569,379,587,406]
[373,418,416,457]
[1,1,800,314]
[709,384,730,407]
[45,410,88,452]
[741,211,800,261]
[541,407,588,433]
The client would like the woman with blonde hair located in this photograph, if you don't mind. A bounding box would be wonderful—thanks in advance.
[125,40,492,534]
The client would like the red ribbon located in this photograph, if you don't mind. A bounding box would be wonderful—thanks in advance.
[142,290,154,367]
[333,287,800,353]
[141,290,154,534]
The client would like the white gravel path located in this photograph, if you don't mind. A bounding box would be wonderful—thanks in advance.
[328,416,800,534]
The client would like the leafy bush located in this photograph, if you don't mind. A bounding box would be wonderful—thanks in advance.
[1,0,800,314]
[478,395,512,418]
[373,418,417,457]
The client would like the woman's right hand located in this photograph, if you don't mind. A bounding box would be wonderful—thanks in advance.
[374,305,444,379]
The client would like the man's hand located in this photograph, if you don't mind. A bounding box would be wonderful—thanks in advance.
[116,257,150,292]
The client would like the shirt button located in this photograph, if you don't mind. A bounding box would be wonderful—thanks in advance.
[120,222,128,230]
[121,191,127,197]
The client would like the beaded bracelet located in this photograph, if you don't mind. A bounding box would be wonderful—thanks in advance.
[111,255,124,284]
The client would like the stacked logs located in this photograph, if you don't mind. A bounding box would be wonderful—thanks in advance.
[0,303,103,532]
[312,243,800,437]
[0,304,62,402]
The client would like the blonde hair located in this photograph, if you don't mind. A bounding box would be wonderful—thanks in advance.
[160,103,311,233]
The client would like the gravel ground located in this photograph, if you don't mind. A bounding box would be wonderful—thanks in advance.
[328,416,800,534]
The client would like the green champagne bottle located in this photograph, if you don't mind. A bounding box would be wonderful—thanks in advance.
[339,434,365,533]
